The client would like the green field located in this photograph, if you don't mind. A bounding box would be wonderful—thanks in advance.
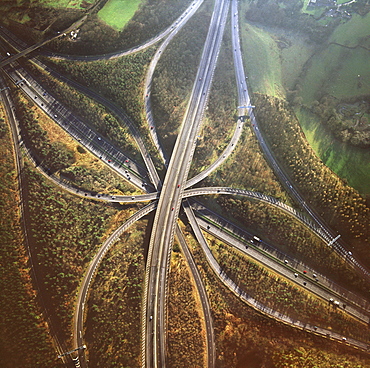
[239,7,370,195]
[300,12,370,104]
[296,12,370,194]
[239,5,315,97]
[98,0,142,30]
[240,23,284,97]
[297,108,370,194]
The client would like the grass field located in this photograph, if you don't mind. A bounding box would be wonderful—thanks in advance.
[240,23,284,97]
[239,0,316,97]
[239,5,370,195]
[98,0,142,30]
[297,108,370,194]
[296,12,370,194]
[300,12,370,104]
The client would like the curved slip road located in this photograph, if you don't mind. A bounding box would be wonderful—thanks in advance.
[142,1,230,367]
[74,202,157,367]
[183,200,370,353]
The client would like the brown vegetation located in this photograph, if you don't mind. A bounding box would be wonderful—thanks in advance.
[85,219,146,368]
[253,93,370,263]
[208,236,370,342]
[12,90,75,174]
[151,4,211,157]
[23,161,123,344]
[204,129,288,200]
[182,227,370,368]
[198,196,370,300]
[26,59,144,164]
[0,105,60,367]
[190,25,239,177]
[167,244,206,368]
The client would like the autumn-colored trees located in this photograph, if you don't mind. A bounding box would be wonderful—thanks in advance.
[151,6,211,156]
[210,239,369,341]
[167,249,205,368]
[184,227,370,368]
[85,221,146,368]
[253,93,369,263]
[0,107,60,367]
[24,163,118,344]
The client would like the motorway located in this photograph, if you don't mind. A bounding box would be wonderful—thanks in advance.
[190,201,370,323]
[183,201,370,352]
[143,0,206,165]
[42,0,205,63]
[175,225,216,368]
[1,0,370,366]
[2,19,218,367]
[0,15,88,69]
[1,60,154,189]
[143,0,230,367]
[227,0,370,282]
[73,202,157,367]
[2,0,366,282]
[0,32,159,190]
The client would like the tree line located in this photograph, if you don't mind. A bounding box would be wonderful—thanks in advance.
[0,107,60,367]
[187,229,370,368]
[254,93,370,264]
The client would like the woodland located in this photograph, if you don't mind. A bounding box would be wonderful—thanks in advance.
[0,0,369,367]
